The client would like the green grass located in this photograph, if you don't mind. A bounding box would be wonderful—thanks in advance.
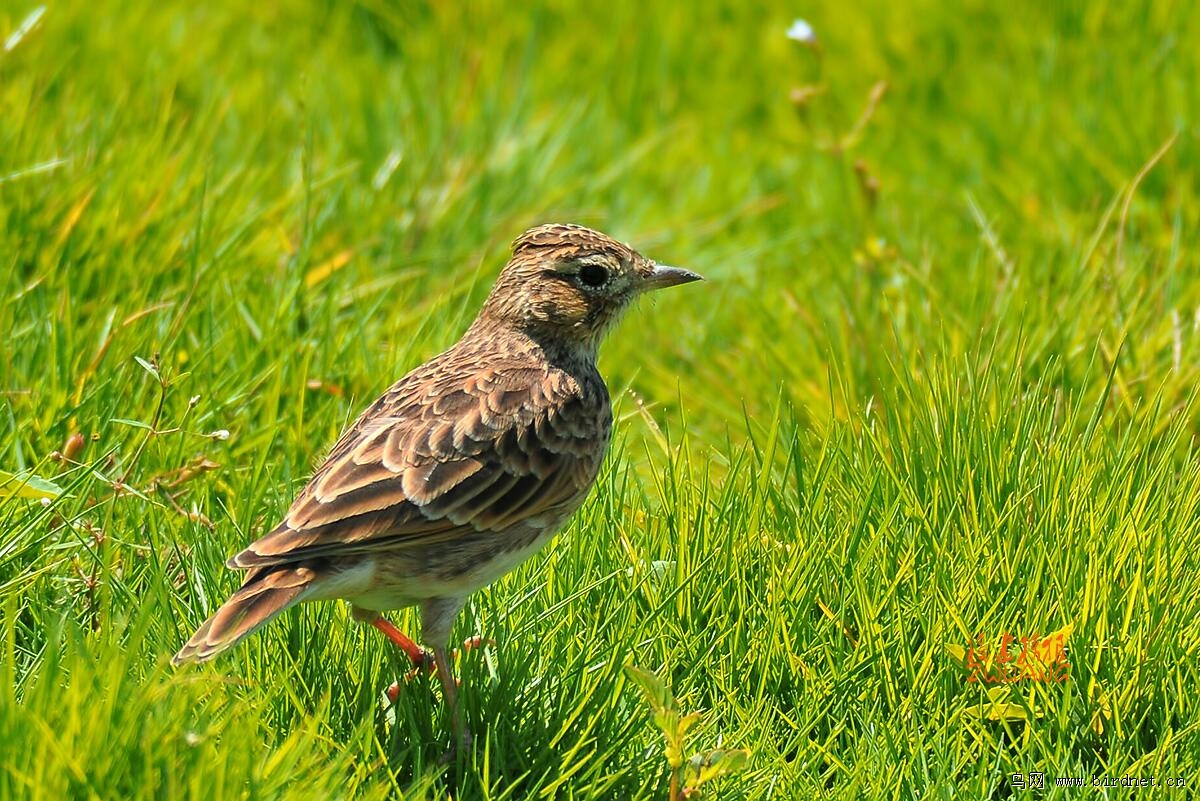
[2,0,1200,797]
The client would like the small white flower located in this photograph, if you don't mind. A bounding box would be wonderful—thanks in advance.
[787,18,817,45]
[211,429,231,441]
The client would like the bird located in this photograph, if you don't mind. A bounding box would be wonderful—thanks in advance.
[172,223,702,748]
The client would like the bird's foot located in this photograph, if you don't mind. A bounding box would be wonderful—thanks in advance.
[384,636,495,702]
[445,636,497,687]
[458,635,496,655]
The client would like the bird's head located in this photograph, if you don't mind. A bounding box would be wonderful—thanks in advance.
[477,223,702,351]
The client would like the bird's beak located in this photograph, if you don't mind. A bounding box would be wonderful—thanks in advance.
[641,263,704,292]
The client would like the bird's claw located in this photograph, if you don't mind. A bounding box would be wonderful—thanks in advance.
[383,637,495,701]
[458,635,496,653]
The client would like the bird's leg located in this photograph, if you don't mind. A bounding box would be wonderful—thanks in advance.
[418,597,474,755]
[433,644,471,755]
[350,608,434,702]
[369,616,432,669]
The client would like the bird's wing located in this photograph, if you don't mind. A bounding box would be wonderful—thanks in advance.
[228,357,609,568]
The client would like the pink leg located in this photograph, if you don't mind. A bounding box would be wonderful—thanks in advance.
[375,626,494,709]
[370,617,431,668]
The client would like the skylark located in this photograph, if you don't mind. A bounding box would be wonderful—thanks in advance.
[173,223,701,746]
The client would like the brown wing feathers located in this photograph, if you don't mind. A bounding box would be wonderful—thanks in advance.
[226,356,602,570]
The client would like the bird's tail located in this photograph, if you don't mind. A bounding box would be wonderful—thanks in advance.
[172,565,316,665]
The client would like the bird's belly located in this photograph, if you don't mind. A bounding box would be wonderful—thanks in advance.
[340,521,563,612]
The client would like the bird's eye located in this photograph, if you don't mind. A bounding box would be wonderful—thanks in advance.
[578,263,609,288]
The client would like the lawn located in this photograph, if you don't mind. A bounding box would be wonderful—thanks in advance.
[2,0,1199,798]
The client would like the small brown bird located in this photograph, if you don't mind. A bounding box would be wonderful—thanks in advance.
[173,223,701,746]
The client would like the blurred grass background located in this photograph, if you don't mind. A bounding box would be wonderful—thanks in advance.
[2,0,1199,797]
